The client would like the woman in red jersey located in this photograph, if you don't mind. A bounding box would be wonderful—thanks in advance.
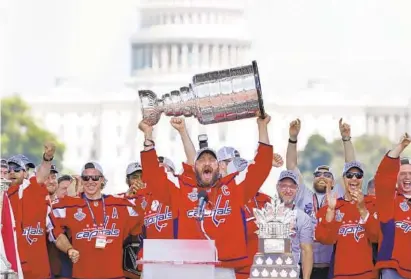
[374,133,411,279]
[316,161,379,279]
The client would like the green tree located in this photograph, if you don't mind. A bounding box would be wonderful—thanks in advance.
[1,95,65,169]
[298,134,333,186]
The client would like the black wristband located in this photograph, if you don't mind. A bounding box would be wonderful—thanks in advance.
[144,139,155,147]
[43,153,53,162]
[342,136,351,142]
[288,138,297,144]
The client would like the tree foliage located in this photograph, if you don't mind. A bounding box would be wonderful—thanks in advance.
[1,96,65,169]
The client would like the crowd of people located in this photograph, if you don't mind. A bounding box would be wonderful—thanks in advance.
[0,114,411,279]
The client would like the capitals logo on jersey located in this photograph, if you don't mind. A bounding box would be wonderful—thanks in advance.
[144,203,173,232]
[338,224,365,242]
[22,222,44,245]
[187,194,231,227]
[76,223,120,241]
[395,220,411,233]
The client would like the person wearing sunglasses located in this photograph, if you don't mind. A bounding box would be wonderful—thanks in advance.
[6,142,56,279]
[47,161,144,279]
[286,118,354,279]
[315,161,378,279]
[374,133,411,279]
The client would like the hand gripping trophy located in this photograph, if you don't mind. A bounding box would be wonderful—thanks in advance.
[250,197,299,279]
[1,177,18,279]
[138,61,265,125]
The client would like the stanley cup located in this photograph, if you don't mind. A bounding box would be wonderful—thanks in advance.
[250,198,299,279]
[138,61,265,126]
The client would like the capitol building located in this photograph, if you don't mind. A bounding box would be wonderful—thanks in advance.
[26,0,411,195]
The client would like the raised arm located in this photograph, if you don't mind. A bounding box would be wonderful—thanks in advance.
[339,118,356,162]
[170,117,196,166]
[138,120,178,203]
[36,142,55,184]
[236,114,273,204]
[375,133,410,222]
[286,119,300,171]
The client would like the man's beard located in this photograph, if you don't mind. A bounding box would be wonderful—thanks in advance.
[195,171,220,188]
[313,182,328,194]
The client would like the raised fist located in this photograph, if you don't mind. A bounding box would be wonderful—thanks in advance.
[289,119,301,140]
[256,112,271,125]
[272,153,284,168]
[170,117,186,132]
[339,118,351,138]
[138,120,153,134]
[399,132,411,148]
[44,142,56,160]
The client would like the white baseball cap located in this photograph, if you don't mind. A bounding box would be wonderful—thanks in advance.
[126,162,142,176]
[158,156,175,172]
[217,146,240,162]
[227,157,249,174]
[195,147,218,162]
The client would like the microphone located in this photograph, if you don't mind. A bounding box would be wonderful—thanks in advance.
[197,190,209,221]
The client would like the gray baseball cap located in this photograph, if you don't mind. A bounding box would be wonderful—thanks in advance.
[278,170,298,184]
[343,161,364,176]
[126,162,142,176]
[195,147,217,162]
[227,157,248,174]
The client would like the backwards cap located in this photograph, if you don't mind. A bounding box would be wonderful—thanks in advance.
[227,157,248,175]
[82,161,105,176]
[158,156,176,172]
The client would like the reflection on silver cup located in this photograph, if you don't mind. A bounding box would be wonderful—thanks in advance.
[138,61,265,126]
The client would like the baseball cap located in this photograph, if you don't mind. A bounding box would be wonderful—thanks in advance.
[343,161,364,176]
[126,162,142,176]
[50,164,59,174]
[401,157,411,165]
[158,156,175,172]
[314,165,333,175]
[217,146,240,162]
[278,170,298,184]
[15,154,35,169]
[7,156,26,170]
[227,157,249,175]
[1,159,8,169]
[195,147,217,162]
[82,161,105,176]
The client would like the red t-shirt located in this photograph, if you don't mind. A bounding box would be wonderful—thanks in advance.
[375,155,411,277]
[7,176,51,279]
[47,194,143,279]
[316,197,378,279]
[141,143,273,269]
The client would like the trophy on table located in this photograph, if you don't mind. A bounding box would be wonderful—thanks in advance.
[138,61,266,126]
[250,197,299,279]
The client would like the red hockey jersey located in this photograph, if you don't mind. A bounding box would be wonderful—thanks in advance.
[375,154,411,277]
[47,194,143,279]
[316,197,378,279]
[141,143,273,269]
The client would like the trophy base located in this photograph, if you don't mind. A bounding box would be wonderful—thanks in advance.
[250,265,299,279]
[253,253,296,266]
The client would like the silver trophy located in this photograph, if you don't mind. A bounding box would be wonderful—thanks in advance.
[250,197,299,279]
[1,178,18,279]
[139,61,265,126]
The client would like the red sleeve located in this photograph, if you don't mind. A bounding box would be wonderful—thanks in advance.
[315,206,339,245]
[363,199,379,243]
[141,149,178,204]
[256,192,272,209]
[235,143,273,204]
[375,154,399,223]
[125,202,144,236]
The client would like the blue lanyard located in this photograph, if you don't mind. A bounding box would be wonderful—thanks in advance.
[84,195,106,227]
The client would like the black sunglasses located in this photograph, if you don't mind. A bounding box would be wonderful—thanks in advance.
[81,175,101,181]
[313,171,333,179]
[8,166,25,173]
[345,172,364,179]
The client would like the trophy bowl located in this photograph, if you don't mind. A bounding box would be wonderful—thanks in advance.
[138,60,266,126]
